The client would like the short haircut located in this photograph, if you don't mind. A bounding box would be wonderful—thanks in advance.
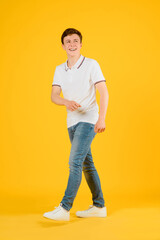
[61,28,82,44]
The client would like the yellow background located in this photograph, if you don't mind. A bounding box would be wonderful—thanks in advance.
[0,0,160,239]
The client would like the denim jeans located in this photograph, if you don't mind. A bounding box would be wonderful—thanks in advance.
[60,121,105,211]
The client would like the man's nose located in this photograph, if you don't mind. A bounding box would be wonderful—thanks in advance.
[70,43,76,47]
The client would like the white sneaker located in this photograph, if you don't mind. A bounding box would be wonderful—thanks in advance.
[43,204,70,221]
[76,205,107,218]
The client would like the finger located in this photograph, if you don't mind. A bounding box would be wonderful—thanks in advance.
[76,104,81,107]
[75,102,81,107]
[73,102,80,107]
[96,127,100,133]
[98,128,101,133]
[73,104,78,109]
[75,103,81,109]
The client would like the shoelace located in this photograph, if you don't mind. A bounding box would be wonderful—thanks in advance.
[89,205,93,208]
[54,205,69,213]
[54,205,61,210]
[86,205,94,211]
[52,205,62,213]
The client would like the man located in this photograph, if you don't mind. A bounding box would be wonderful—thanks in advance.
[43,28,109,221]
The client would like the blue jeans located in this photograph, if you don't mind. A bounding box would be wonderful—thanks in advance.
[60,121,105,211]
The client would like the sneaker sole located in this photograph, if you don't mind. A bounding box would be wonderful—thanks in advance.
[43,213,70,221]
[43,216,70,221]
[76,213,107,218]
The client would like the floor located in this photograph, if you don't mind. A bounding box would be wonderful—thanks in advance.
[0,194,160,240]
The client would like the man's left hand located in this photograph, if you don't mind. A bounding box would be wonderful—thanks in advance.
[94,119,106,133]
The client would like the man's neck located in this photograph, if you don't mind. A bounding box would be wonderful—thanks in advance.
[67,53,81,68]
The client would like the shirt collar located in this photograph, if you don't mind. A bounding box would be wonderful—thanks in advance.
[65,54,85,71]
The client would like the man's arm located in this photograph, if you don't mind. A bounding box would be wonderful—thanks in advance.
[51,85,81,111]
[94,82,109,133]
[51,85,66,105]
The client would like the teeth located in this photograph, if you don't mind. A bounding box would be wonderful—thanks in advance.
[70,49,76,51]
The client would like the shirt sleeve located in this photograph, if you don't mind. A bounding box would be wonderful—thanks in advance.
[52,66,62,87]
[91,60,106,85]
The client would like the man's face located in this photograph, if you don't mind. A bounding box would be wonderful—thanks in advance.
[62,34,82,56]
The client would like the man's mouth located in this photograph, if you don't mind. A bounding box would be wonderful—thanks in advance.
[69,48,77,51]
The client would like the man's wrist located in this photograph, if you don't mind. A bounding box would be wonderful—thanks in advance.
[98,116,105,121]
[63,99,69,106]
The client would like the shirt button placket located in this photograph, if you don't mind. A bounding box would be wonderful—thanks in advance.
[68,68,73,83]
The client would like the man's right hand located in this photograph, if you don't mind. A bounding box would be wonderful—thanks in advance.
[65,100,81,111]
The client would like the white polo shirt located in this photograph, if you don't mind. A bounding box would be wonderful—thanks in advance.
[52,54,106,128]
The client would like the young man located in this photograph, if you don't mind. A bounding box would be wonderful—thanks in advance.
[43,28,109,221]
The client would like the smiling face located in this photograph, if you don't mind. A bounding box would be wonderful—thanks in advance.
[62,34,82,57]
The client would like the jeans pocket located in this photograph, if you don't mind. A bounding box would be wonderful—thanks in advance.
[75,122,95,137]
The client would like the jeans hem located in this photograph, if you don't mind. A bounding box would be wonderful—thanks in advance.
[93,204,105,208]
[60,202,70,211]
